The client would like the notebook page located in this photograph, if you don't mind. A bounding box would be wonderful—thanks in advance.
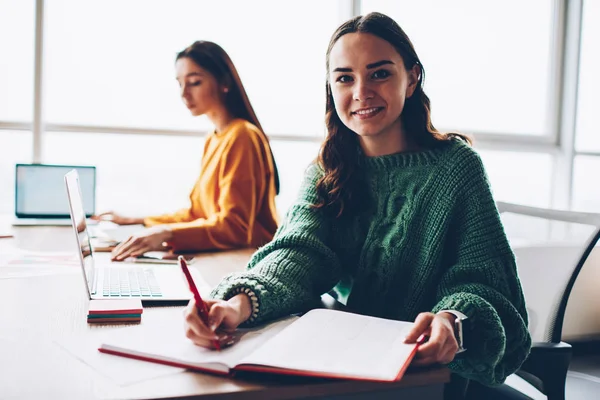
[239,309,416,381]
[100,315,298,373]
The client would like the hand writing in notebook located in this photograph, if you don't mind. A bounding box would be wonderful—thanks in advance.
[403,312,459,366]
[183,294,253,350]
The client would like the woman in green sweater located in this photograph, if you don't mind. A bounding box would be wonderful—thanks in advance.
[183,12,531,398]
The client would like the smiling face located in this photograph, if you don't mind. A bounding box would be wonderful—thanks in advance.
[328,32,419,147]
[175,57,224,117]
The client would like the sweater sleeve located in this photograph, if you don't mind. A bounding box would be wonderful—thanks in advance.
[431,148,531,386]
[160,127,267,252]
[210,165,343,324]
[144,208,194,225]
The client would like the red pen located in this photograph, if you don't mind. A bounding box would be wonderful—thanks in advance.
[179,256,221,351]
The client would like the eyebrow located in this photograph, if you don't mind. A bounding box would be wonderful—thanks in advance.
[176,72,204,80]
[332,59,394,73]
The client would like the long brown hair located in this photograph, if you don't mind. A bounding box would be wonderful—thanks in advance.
[314,12,471,217]
[177,41,280,194]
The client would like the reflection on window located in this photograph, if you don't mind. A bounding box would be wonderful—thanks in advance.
[477,148,553,208]
[575,0,600,152]
[44,0,347,136]
[0,131,34,213]
[0,0,34,122]
[361,0,554,136]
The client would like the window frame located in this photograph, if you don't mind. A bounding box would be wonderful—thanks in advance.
[0,0,592,212]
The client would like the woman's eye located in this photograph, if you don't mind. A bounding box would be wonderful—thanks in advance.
[372,70,390,79]
[188,81,201,86]
[336,75,353,83]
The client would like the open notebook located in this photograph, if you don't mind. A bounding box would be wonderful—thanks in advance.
[99,308,419,382]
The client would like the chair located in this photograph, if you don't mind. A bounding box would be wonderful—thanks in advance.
[496,201,600,400]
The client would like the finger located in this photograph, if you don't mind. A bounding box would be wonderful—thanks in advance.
[113,239,142,261]
[111,237,133,259]
[438,345,457,365]
[113,245,135,261]
[185,327,222,348]
[207,303,228,331]
[185,321,218,343]
[188,333,234,349]
[420,318,458,364]
[404,313,434,343]
[437,333,459,364]
[128,245,152,258]
[415,318,446,359]
[97,212,115,221]
[184,306,218,339]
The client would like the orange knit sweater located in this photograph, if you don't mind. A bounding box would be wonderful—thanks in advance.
[144,119,278,252]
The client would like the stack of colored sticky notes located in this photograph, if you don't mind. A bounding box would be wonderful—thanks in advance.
[87,299,143,323]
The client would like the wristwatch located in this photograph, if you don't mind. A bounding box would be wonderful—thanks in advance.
[438,310,469,354]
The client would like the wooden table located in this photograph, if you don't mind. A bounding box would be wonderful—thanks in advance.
[0,225,450,399]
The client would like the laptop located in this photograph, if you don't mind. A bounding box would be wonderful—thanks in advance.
[65,169,205,302]
[13,163,96,226]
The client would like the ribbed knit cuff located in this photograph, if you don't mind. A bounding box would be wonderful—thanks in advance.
[210,275,269,327]
[227,286,259,323]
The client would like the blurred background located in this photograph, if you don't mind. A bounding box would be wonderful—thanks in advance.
[0,0,598,218]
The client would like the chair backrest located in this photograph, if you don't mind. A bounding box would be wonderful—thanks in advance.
[497,201,600,344]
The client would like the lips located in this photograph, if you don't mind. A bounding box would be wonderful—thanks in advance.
[351,107,384,119]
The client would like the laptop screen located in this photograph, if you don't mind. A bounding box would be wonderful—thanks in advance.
[15,164,96,218]
[65,169,95,298]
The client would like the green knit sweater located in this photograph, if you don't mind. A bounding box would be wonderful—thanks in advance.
[211,139,531,386]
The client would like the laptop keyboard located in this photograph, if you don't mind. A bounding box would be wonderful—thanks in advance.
[99,268,163,298]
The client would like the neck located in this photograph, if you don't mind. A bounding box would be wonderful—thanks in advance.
[206,106,236,133]
[358,119,414,157]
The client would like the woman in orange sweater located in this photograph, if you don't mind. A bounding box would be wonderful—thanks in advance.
[96,41,279,260]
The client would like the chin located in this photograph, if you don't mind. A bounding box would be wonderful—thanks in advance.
[347,124,382,137]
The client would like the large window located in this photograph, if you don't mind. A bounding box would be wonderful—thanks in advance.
[575,0,599,152]
[572,156,600,213]
[44,0,346,137]
[361,0,555,136]
[269,141,321,215]
[0,0,34,123]
[0,132,34,213]
[1,1,599,219]
[478,149,554,208]
[42,132,203,216]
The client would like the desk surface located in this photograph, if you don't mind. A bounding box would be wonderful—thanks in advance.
[0,225,449,399]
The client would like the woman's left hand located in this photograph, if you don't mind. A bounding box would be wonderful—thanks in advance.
[404,312,459,366]
[111,226,173,261]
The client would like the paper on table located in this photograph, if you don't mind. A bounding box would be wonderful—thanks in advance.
[101,315,299,374]
[0,250,81,279]
[0,250,79,266]
[55,335,184,386]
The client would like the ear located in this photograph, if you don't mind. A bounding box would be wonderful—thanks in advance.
[406,64,421,98]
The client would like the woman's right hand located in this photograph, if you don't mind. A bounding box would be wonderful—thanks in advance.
[183,294,252,349]
[91,211,144,225]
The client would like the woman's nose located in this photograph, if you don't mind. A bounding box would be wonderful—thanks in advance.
[353,80,375,101]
